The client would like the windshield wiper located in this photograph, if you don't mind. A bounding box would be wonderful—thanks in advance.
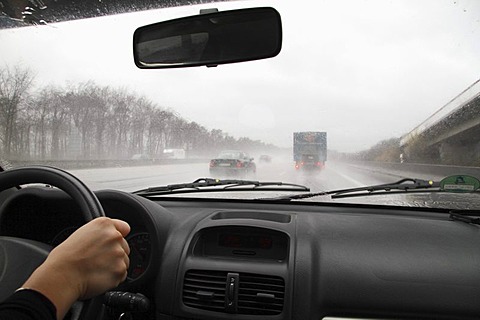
[132,178,309,196]
[267,178,441,201]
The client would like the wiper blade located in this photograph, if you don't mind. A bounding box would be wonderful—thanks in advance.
[132,178,309,196]
[268,178,440,201]
[330,178,440,199]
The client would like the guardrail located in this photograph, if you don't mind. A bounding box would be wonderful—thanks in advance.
[8,158,210,170]
[346,161,480,180]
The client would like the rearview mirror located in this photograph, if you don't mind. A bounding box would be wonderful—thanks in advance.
[133,7,282,68]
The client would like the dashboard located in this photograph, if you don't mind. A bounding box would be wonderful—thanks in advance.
[1,186,480,320]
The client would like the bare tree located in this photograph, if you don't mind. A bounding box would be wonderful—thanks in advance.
[0,65,34,158]
[6,79,279,163]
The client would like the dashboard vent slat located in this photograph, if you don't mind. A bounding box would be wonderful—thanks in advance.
[183,270,285,315]
[183,270,227,312]
[238,273,285,315]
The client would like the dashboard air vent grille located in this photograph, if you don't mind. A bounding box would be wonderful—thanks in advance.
[183,270,285,315]
[183,270,227,312]
[238,273,285,315]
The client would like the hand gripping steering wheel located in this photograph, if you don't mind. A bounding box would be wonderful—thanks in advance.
[0,166,105,313]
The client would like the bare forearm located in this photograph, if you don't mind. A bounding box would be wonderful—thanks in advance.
[22,262,80,320]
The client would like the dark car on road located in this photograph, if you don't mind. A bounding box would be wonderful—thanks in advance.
[259,154,272,163]
[209,150,256,177]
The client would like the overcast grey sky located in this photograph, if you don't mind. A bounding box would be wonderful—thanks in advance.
[1,0,479,151]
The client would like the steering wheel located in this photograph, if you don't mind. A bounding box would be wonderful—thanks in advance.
[0,166,105,313]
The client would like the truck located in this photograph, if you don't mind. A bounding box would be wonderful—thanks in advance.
[293,132,327,170]
[163,148,186,159]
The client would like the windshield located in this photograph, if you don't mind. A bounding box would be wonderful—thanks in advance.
[1,0,479,209]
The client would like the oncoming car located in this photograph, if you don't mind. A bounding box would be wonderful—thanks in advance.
[1,0,480,320]
[209,150,256,177]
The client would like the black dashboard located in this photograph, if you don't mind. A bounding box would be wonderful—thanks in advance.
[1,186,480,320]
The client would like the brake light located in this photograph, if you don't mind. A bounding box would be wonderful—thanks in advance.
[316,162,322,166]
[236,161,243,168]
[209,160,215,167]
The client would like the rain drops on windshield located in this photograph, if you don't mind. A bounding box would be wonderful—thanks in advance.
[0,0,479,209]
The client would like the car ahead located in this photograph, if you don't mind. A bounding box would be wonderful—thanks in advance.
[259,154,272,163]
[1,1,480,320]
[209,150,256,177]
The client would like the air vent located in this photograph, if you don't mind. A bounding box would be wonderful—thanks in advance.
[238,273,285,315]
[183,270,227,312]
[183,270,285,315]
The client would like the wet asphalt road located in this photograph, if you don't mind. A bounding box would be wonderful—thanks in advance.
[70,160,389,193]
[68,159,480,210]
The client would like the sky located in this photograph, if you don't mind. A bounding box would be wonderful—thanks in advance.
[1,0,479,152]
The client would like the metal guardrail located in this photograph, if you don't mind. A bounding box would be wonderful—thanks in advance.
[8,158,210,170]
[346,161,480,181]
[400,78,480,146]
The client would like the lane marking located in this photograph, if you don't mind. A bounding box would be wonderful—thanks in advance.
[329,166,365,187]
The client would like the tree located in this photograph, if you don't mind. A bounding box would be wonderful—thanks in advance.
[0,65,34,157]
[5,79,279,163]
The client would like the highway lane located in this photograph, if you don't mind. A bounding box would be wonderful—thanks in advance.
[70,160,388,192]
[70,162,211,192]
[69,160,480,210]
[69,159,425,192]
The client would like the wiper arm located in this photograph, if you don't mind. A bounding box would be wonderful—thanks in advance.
[268,178,440,201]
[330,178,439,199]
[132,178,309,196]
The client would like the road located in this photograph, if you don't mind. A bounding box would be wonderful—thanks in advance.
[70,159,480,210]
[70,160,389,193]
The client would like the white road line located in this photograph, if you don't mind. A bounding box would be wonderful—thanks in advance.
[329,166,365,187]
